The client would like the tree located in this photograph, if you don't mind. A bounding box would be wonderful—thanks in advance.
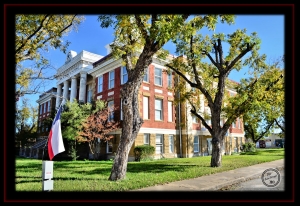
[98,14,235,180]
[15,98,38,147]
[242,61,284,142]
[166,24,272,166]
[15,14,85,100]
[77,105,119,160]
[59,99,105,160]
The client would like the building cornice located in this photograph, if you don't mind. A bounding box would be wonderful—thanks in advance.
[36,92,56,104]
[89,58,123,77]
[57,50,103,76]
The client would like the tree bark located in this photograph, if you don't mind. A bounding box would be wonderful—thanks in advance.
[210,136,222,167]
[108,77,144,180]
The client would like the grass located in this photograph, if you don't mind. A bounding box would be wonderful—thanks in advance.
[15,148,284,191]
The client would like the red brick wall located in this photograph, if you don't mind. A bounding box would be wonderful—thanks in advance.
[94,64,176,130]
[140,64,176,130]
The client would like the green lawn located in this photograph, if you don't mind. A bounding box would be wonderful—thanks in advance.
[15,148,284,191]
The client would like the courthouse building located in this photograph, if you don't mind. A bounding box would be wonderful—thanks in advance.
[32,45,245,160]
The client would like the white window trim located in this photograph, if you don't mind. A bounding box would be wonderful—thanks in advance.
[155,99,163,121]
[169,135,174,153]
[232,120,236,128]
[143,96,149,119]
[109,70,115,89]
[194,136,199,153]
[144,133,150,145]
[98,75,103,93]
[143,67,149,83]
[43,103,47,113]
[168,101,172,122]
[167,73,172,87]
[108,100,114,122]
[155,134,164,154]
[154,67,162,86]
[121,66,128,85]
[48,100,51,112]
[87,84,93,103]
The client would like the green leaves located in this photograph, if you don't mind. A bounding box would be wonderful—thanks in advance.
[15,14,85,100]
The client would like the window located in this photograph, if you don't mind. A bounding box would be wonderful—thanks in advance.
[109,70,115,89]
[40,105,43,114]
[98,76,103,93]
[167,72,172,87]
[169,135,174,153]
[47,100,51,112]
[43,103,47,113]
[168,101,172,122]
[156,134,163,154]
[143,67,149,82]
[155,99,163,120]
[192,115,197,123]
[108,100,114,121]
[237,117,241,129]
[232,120,236,128]
[143,96,149,119]
[121,66,128,84]
[87,84,93,103]
[106,140,113,153]
[144,133,150,145]
[154,67,162,86]
[194,136,199,153]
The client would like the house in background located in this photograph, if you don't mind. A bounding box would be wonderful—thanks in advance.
[19,87,57,158]
[30,45,246,160]
[265,133,285,148]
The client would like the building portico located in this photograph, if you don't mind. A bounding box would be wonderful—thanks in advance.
[55,50,103,108]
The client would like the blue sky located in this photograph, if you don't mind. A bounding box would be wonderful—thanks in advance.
[20,14,284,107]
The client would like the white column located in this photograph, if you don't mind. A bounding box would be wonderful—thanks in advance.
[79,71,87,103]
[70,76,77,102]
[62,80,69,105]
[55,84,62,108]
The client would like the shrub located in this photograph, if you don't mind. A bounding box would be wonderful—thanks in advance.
[134,145,155,162]
[241,142,256,152]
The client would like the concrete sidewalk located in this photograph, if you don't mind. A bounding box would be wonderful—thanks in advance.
[133,159,284,191]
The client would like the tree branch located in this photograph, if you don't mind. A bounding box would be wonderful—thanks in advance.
[226,43,254,73]
[189,101,212,134]
[202,51,219,68]
[15,14,50,54]
[135,15,149,40]
[41,14,77,45]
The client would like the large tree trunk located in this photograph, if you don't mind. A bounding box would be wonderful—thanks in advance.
[210,135,223,167]
[108,80,143,181]
[108,44,157,181]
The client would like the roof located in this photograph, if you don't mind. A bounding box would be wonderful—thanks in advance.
[93,53,113,68]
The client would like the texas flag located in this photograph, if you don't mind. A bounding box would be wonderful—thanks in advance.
[48,106,65,160]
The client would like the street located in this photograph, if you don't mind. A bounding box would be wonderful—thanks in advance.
[219,168,284,191]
